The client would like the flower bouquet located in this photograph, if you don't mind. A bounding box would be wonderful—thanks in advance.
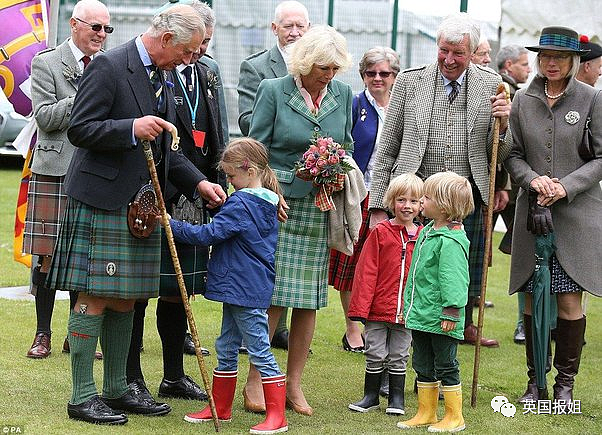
[294,134,353,211]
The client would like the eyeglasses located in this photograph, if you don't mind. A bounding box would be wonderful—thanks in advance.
[539,52,572,62]
[75,17,114,34]
[364,71,394,78]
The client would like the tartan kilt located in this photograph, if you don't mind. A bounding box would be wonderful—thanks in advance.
[464,189,484,298]
[328,195,371,292]
[23,174,67,256]
[273,195,330,310]
[159,229,208,297]
[47,197,160,299]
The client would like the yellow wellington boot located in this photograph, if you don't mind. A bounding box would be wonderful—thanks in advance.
[427,384,465,433]
[397,381,439,429]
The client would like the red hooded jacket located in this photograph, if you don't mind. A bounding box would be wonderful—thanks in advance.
[348,220,422,324]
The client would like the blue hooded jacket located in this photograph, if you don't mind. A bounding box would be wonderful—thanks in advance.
[170,190,278,309]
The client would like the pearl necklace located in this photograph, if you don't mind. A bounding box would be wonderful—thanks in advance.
[544,80,565,99]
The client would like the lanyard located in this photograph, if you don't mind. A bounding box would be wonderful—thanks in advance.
[175,67,200,129]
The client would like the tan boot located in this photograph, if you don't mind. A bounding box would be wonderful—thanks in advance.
[427,384,465,433]
[397,381,439,429]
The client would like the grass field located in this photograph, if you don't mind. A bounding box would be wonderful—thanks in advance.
[1,165,600,434]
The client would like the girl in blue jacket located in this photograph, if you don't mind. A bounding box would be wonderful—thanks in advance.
[169,138,287,435]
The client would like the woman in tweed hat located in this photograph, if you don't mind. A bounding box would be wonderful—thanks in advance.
[244,25,353,416]
[505,25,602,403]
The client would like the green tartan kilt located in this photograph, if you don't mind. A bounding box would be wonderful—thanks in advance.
[159,228,208,296]
[47,197,160,299]
[272,195,329,310]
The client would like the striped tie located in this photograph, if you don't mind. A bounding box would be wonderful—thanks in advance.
[448,80,459,103]
[149,66,165,113]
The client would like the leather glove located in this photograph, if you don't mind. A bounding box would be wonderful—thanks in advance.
[527,188,553,235]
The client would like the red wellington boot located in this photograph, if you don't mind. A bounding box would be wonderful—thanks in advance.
[250,375,288,434]
[184,370,237,423]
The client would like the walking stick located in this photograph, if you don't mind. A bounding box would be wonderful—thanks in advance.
[142,126,220,431]
[471,83,509,408]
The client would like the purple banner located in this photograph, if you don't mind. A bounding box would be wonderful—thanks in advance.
[0,0,49,116]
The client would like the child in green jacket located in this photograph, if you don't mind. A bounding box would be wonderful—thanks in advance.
[398,171,474,433]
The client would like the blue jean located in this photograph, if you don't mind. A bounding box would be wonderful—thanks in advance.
[215,303,281,378]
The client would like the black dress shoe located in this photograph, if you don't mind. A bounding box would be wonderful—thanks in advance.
[158,375,208,401]
[128,378,154,401]
[271,329,289,350]
[513,323,526,344]
[67,396,128,425]
[342,333,364,353]
[183,332,210,356]
[102,386,171,416]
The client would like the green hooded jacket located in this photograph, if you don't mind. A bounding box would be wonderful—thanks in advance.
[403,221,469,340]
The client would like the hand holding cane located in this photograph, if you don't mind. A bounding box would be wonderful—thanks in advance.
[471,83,510,407]
[142,124,220,431]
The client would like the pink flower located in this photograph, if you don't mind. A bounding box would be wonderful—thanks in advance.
[305,161,315,169]
[337,148,346,157]
[316,138,329,147]
[318,145,328,155]
[316,158,327,169]
[310,167,319,176]
[328,155,339,164]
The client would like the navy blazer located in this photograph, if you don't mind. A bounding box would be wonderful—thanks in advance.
[351,91,379,173]
[66,38,204,211]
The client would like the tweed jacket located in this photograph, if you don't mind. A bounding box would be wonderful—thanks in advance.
[505,76,602,296]
[368,63,512,211]
[249,74,353,199]
[66,38,204,211]
[237,45,288,135]
[30,39,82,176]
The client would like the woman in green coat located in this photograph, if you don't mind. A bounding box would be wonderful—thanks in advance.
[244,25,353,416]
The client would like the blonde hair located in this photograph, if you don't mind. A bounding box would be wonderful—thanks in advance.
[219,137,281,196]
[383,173,424,212]
[423,172,474,221]
[288,25,352,76]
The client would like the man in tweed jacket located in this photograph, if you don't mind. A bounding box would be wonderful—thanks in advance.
[368,13,512,348]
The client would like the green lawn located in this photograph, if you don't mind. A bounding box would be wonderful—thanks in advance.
[0,165,600,434]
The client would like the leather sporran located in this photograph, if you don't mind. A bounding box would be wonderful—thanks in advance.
[578,91,600,161]
[127,183,159,239]
[171,194,205,224]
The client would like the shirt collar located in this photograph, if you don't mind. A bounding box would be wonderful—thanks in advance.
[68,38,88,63]
[135,35,153,69]
[441,69,467,88]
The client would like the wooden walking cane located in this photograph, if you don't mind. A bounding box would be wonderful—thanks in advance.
[471,83,510,407]
[142,126,220,431]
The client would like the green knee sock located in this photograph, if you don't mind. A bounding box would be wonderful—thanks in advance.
[100,309,134,399]
[68,311,104,405]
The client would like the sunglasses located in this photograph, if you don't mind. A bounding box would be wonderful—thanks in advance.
[364,71,394,78]
[75,17,114,34]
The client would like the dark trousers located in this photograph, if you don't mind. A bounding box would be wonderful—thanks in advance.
[411,329,460,386]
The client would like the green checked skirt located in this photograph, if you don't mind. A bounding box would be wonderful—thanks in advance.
[272,195,329,310]
[47,197,160,299]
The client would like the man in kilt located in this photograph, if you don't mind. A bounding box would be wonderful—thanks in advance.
[47,5,226,425]
[124,0,227,403]
[368,13,512,348]
[24,0,110,360]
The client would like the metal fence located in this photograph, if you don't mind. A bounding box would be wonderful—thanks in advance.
[57,0,497,136]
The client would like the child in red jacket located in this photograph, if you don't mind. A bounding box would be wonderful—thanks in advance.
[348,173,424,416]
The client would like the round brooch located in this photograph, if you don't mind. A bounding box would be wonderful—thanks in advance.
[565,111,580,125]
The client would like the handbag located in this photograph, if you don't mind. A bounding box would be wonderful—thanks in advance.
[127,183,159,239]
[578,90,601,161]
[171,194,206,224]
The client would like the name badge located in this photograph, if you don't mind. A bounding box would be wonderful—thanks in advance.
[192,130,206,148]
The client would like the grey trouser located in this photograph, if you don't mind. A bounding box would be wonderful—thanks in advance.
[364,321,412,375]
